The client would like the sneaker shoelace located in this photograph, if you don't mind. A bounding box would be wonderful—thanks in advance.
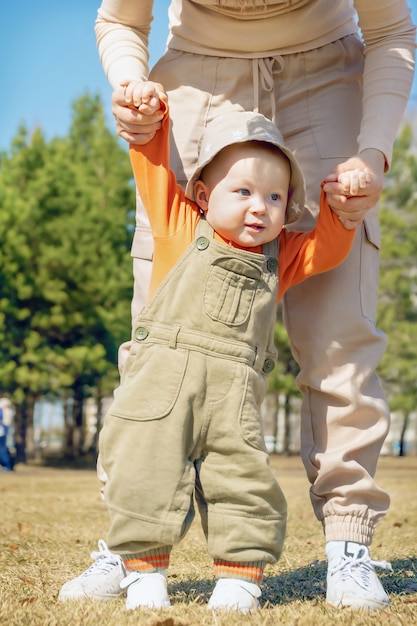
[81,539,124,577]
[332,548,392,591]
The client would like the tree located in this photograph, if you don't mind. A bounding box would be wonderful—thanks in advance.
[377,124,417,455]
[266,311,301,455]
[0,93,135,460]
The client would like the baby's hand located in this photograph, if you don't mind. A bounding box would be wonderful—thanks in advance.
[121,80,163,115]
[338,168,371,196]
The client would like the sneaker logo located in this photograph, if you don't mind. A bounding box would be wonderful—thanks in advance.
[344,541,358,558]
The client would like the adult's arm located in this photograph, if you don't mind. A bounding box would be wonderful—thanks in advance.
[95,0,155,87]
[95,0,167,144]
[323,0,415,217]
[355,0,416,169]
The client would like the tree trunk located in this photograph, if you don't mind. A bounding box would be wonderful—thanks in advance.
[93,383,103,454]
[62,392,75,458]
[283,393,291,456]
[13,391,36,463]
[399,411,410,457]
[72,385,85,456]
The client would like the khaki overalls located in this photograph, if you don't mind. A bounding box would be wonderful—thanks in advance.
[100,218,287,569]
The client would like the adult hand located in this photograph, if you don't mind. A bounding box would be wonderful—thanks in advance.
[322,149,386,226]
[111,81,167,145]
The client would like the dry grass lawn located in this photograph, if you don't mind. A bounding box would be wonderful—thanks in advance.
[0,454,416,625]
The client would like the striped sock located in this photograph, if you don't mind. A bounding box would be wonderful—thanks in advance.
[213,560,264,584]
[123,546,171,574]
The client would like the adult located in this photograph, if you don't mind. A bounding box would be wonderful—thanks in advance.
[59,0,415,610]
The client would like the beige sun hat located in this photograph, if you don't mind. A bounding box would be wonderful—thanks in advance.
[185,110,305,224]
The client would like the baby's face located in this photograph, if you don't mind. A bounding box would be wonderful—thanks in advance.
[195,142,290,248]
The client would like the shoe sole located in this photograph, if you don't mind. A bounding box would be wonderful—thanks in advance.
[326,598,389,611]
[58,590,125,602]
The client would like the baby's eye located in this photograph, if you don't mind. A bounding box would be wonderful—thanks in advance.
[270,193,280,201]
[237,188,250,196]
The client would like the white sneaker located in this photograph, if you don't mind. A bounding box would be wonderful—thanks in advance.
[207,578,261,613]
[121,572,171,609]
[326,542,392,610]
[58,540,126,601]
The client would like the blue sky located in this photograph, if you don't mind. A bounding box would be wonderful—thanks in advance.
[0,0,170,151]
[1,0,416,152]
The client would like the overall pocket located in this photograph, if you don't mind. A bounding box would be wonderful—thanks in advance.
[111,343,189,421]
[204,257,261,326]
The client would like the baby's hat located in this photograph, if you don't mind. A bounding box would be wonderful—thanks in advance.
[185,110,305,224]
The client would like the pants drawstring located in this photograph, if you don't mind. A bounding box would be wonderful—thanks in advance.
[252,56,284,125]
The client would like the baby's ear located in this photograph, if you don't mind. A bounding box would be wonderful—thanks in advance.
[193,180,209,213]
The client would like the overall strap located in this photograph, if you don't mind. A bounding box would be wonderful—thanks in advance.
[196,215,214,238]
[262,235,279,260]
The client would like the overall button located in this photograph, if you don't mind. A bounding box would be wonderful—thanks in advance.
[262,358,275,374]
[135,326,149,341]
[196,236,209,251]
[267,257,278,273]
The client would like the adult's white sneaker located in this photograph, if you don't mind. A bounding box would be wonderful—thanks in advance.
[58,539,126,601]
[121,571,171,609]
[326,541,392,610]
[207,578,261,613]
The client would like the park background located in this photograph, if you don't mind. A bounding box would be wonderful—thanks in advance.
[1,1,417,463]
[1,6,417,622]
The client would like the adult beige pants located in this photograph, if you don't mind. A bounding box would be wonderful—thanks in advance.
[120,34,390,545]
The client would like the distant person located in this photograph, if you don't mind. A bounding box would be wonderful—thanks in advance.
[63,85,363,611]
[0,408,13,472]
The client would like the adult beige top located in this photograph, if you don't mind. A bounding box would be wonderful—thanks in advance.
[95,0,416,166]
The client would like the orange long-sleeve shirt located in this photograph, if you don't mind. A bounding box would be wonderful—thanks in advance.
[129,106,355,303]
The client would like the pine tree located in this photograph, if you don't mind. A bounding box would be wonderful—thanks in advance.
[378,124,417,455]
[0,93,135,460]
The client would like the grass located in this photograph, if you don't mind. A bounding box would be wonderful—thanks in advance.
[0,454,416,625]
